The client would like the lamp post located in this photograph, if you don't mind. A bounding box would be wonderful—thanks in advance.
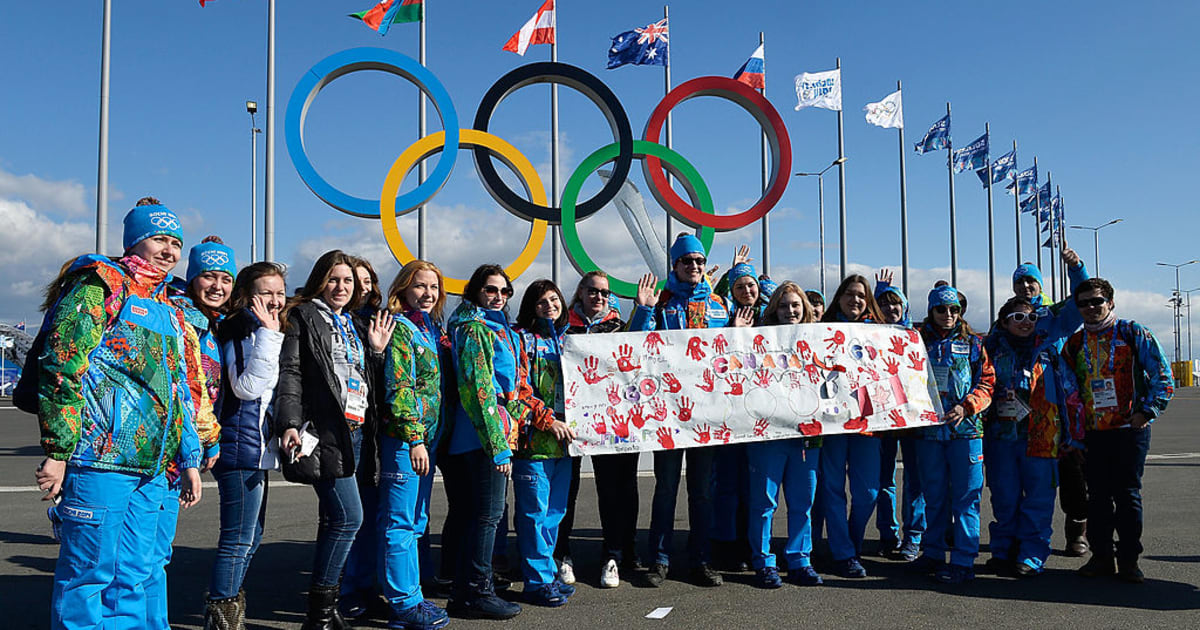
[1183,287,1200,365]
[795,156,847,295]
[1068,218,1122,275]
[1157,259,1198,363]
[247,100,261,263]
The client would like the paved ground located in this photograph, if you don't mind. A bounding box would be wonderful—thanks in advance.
[3,391,1199,629]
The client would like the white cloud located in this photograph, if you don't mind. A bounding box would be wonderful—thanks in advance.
[0,167,89,216]
[0,198,94,321]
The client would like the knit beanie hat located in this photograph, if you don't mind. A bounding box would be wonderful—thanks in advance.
[728,263,758,287]
[928,285,962,310]
[1012,263,1043,287]
[758,275,778,298]
[669,233,705,266]
[186,236,237,284]
[123,203,183,251]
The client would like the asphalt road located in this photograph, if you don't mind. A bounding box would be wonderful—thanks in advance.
[3,391,1199,629]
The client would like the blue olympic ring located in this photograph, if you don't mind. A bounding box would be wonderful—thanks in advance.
[285,47,460,219]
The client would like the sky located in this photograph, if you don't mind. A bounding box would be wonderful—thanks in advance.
[1,0,1198,361]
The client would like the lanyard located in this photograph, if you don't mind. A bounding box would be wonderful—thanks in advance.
[329,310,365,371]
[1081,327,1118,375]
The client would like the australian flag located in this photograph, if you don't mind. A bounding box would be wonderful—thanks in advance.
[914,114,950,154]
[1006,165,1037,196]
[953,133,989,173]
[976,149,1016,186]
[607,19,669,69]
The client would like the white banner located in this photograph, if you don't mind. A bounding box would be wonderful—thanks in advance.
[794,69,842,111]
[563,323,944,456]
[865,89,904,129]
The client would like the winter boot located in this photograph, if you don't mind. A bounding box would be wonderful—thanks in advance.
[302,584,352,630]
[203,595,242,630]
[1065,519,1090,557]
[236,590,247,629]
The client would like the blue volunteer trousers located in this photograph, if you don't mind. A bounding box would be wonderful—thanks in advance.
[378,437,436,611]
[513,457,573,588]
[984,438,1058,571]
[146,481,181,629]
[52,467,169,630]
[747,440,820,570]
[916,437,984,568]
[819,434,881,561]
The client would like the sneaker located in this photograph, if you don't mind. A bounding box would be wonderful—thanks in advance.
[878,538,902,557]
[690,563,724,587]
[1014,562,1039,578]
[785,566,824,586]
[754,566,783,589]
[553,579,576,598]
[340,589,371,620]
[832,557,867,579]
[1117,559,1145,584]
[522,584,566,608]
[984,556,1014,577]
[558,557,576,586]
[896,540,920,562]
[492,572,511,591]
[934,564,975,584]
[600,559,620,589]
[455,594,521,620]
[388,600,450,630]
[1078,555,1116,578]
[906,555,944,575]
[645,562,668,587]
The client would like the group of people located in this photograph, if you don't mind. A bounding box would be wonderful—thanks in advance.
[26,199,1174,630]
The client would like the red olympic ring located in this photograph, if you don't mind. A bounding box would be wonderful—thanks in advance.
[642,76,792,232]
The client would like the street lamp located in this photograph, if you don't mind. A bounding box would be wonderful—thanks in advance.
[1068,218,1122,275]
[1183,287,1200,365]
[1157,259,1198,363]
[247,100,262,263]
[794,156,847,295]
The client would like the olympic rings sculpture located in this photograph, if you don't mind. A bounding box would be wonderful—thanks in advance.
[285,47,793,296]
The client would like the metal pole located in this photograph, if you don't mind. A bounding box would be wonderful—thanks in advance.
[264,0,276,261]
[1046,171,1055,300]
[1013,139,1021,264]
[985,123,996,320]
[759,32,770,276]
[835,58,848,280]
[1093,229,1100,276]
[1175,266,1182,363]
[1187,292,1193,364]
[818,174,826,295]
[897,80,909,295]
[1058,186,1067,297]
[1033,156,1042,272]
[663,5,673,275]
[251,114,258,263]
[946,102,957,286]
[96,0,111,254]
[550,12,560,285]
[417,5,427,259]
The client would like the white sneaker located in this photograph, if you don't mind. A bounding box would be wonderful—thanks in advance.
[558,559,576,585]
[600,558,620,588]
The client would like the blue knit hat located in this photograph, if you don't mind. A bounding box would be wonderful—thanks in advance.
[123,204,183,251]
[928,285,962,310]
[669,233,705,266]
[758,275,778,298]
[1012,263,1043,287]
[728,263,758,287]
[186,238,237,284]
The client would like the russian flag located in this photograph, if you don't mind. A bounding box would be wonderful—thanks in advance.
[733,44,765,89]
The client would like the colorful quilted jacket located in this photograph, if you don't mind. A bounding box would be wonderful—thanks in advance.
[38,255,216,476]
[628,274,731,332]
[984,329,1085,457]
[169,284,224,459]
[919,323,995,440]
[1061,320,1174,430]
[447,302,553,465]
[385,309,453,448]
[515,317,570,460]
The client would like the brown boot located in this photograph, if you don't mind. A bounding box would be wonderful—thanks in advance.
[203,595,241,630]
[235,590,247,629]
[1065,519,1089,557]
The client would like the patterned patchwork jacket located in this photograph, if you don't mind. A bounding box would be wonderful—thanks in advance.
[385,309,453,448]
[515,317,570,460]
[984,330,1085,458]
[919,323,995,440]
[1061,320,1174,431]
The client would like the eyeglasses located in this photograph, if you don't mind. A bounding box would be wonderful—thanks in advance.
[1005,311,1040,323]
[1076,296,1108,308]
[677,256,707,267]
[932,305,961,315]
[584,287,613,299]
[482,284,514,298]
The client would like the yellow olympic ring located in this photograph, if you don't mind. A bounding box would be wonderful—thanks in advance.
[380,129,549,295]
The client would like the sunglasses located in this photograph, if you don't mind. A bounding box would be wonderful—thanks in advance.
[585,287,613,299]
[482,284,514,298]
[932,305,961,315]
[677,256,707,267]
[1005,311,1040,323]
[1076,296,1108,308]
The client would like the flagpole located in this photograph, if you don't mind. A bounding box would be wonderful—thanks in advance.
[1057,184,1067,291]
[1046,170,1056,301]
[835,57,848,280]
[549,6,561,285]
[1033,156,1042,272]
[264,0,276,262]
[759,32,770,276]
[946,102,958,286]
[417,2,428,259]
[96,0,111,254]
[897,80,909,295]
[1013,140,1021,265]
[985,123,996,320]
[663,4,673,276]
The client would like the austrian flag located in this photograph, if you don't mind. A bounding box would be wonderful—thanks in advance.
[503,0,556,56]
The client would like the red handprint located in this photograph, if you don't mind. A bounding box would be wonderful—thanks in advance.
[907,351,926,371]
[569,381,579,398]
[643,331,665,355]
[725,373,747,396]
[697,368,716,393]
[714,423,733,444]
[888,409,907,428]
[656,427,676,449]
[607,408,630,439]
[686,336,708,361]
[753,334,769,353]
[692,424,712,445]
[612,344,641,372]
[824,329,847,353]
[907,329,921,344]
[577,356,610,384]
[797,419,823,436]
[883,357,900,376]
[713,334,729,355]
[862,366,880,382]
[796,340,813,360]
[753,418,770,437]
[591,419,608,435]
[803,364,823,384]
[676,396,695,423]
[843,415,868,432]
[663,372,682,393]
[919,410,940,424]
[650,397,668,422]
[889,335,907,356]
[629,405,647,429]
[606,382,621,406]
[753,368,773,388]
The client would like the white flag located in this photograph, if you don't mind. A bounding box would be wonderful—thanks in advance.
[864,89,904,129]
[794,69,842,111]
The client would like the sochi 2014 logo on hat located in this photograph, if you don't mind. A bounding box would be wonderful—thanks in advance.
[150,212,181,230]
[200,251,230,266]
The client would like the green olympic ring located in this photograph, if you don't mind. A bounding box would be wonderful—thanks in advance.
[561,140,715,298]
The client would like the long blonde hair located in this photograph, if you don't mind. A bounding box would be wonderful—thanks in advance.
[386,260,447,321]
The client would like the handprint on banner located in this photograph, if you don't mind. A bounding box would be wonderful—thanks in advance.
[591,418,608,435]
[803,363,823,384]
[908,351,926,371]
[643,331,665,355]
[686,336,708,361]
[843,415,868,432]
[629,405,647,429]
[608,408,630,439]
[714,422,733,444]
[713,334,729,355]
[797,419,823,436]
[889,335,907,356]
[725,373,746,396]
[692,424,712,444]
[650,397,668,422]
[753,334,769,353]
[567,382,579,409]
[883,357,900,375]
[753,368,772,388]
[656,427,675,449]
[753,418,770,437]
[577,356,611,384]
[606,382,621,406]
[662,372,682,393]
[697,368,716,392]
[796,339,812,360]
[613,344,641,372]
[824,329,846,353]
[920,410,940,424]
[676,396,695,422]
[907,329,921,344]
[888,408,907,428]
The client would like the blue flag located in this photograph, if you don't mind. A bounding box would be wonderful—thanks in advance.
[953,133,988,173]
[607,19,669,69]
[914,114,950,154]
[1020,182,1052,213]
[1006,165,1037,196]
[976,149,1016,186]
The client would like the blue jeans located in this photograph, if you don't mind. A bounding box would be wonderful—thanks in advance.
[916,437,984,567]
[310,429,363,587]
[513,457,572,588]
[984,438,1058,570]
[378,437,436,611]
[747,440,820,570]
[819,434,881,561]
[1085,427,1151,562]
[877,436,926,545]
[146,483,180,629]
[208,468,269,598]
[342,481,379,597]
[444,448,508,596]
[647,446,715,567]
[52,467,168,630]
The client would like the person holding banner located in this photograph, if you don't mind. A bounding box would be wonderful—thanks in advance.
[746,281,825,588]
[910,286,995,585]
[628,234,753,588]
[806,291,826,320]
[817,275,884,578]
